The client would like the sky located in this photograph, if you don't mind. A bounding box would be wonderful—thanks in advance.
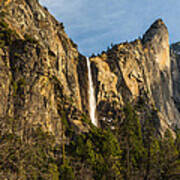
[39,0,180,56]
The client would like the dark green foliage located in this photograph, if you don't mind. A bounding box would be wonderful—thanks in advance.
[48,163,59,180]
[90,53,96,58]
[67,127,122,179]
[0,116,57,179]
[59,163,75,180]
[61,110,69,128]
[158,129,180,180]
[142,113,161,180]
[0,39,5,48]
[60,22,64,30]
[119,104,145,179]
[0,10,7,18]
[0,21,9,29]
[81,113,91,124]
[12,78,26,98]
[12,81,18,97]
[175,127,180,153]
[0,20,17,47]
[0,99,180,179]
[70,38,78,48]
[24,33,37,44]
[99,103,180,180]
[14,52,21,58]
[43,6,48,11]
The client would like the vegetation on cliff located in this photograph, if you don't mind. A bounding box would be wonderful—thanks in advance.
[0,0,180,179]
[0,103,180,179]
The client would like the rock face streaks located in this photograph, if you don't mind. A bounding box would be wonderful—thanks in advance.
[90,19,180,134]
[0,0,180,137]
[0,0,89,138]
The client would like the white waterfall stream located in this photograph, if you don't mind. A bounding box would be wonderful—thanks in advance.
[86,57,97,126]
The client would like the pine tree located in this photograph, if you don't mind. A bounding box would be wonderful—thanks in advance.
[158,129,179,179]
[119,104,144,179]
[142,114,160,180]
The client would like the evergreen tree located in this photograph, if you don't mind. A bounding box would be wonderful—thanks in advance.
[119,104,144,179]
[158,129,179,180]
[142,114,160,180]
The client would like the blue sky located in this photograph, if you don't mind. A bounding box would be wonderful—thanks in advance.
[39,0,180,56]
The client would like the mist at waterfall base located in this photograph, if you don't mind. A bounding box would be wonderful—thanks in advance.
[86,57,97,126]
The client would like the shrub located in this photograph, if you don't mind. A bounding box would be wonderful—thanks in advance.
[0,20,17,46]
[0,39,5,48]
[59,163,75,180]
[24,34,37,44]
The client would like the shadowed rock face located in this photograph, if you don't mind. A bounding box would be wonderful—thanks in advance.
[0,0,89,138]
[171,43,180,118]
[0,0,179,137]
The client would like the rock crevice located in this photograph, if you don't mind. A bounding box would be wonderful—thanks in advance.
[0,1,180,137]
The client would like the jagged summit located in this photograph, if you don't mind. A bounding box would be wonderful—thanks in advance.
[1,0,180,133]
[142,19,168,45]
[90,18,179,134]
[141,19,170,70]
[147,18,166,30]
[0,1,180,179]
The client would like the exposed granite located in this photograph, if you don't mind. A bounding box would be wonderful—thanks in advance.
[90,19,180,135]
[0,0,89,138]
[0,0,180,138]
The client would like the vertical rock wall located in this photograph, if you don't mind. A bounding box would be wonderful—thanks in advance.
[0,0,180,137]
[0,0,89,138]
[90,19,180,133]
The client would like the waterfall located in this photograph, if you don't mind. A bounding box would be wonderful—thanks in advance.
[86,57,97,126]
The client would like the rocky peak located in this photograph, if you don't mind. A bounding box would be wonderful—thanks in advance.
[89,19,180,135]
[142,19,168,44]
[142,19,170,71]
[1,1,180,178]
[0,0,180,137]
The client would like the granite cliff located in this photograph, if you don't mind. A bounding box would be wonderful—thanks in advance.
[0,0,179,138]
[0,0,180,179]
[90,19,180,135]
[0,0,90,140]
